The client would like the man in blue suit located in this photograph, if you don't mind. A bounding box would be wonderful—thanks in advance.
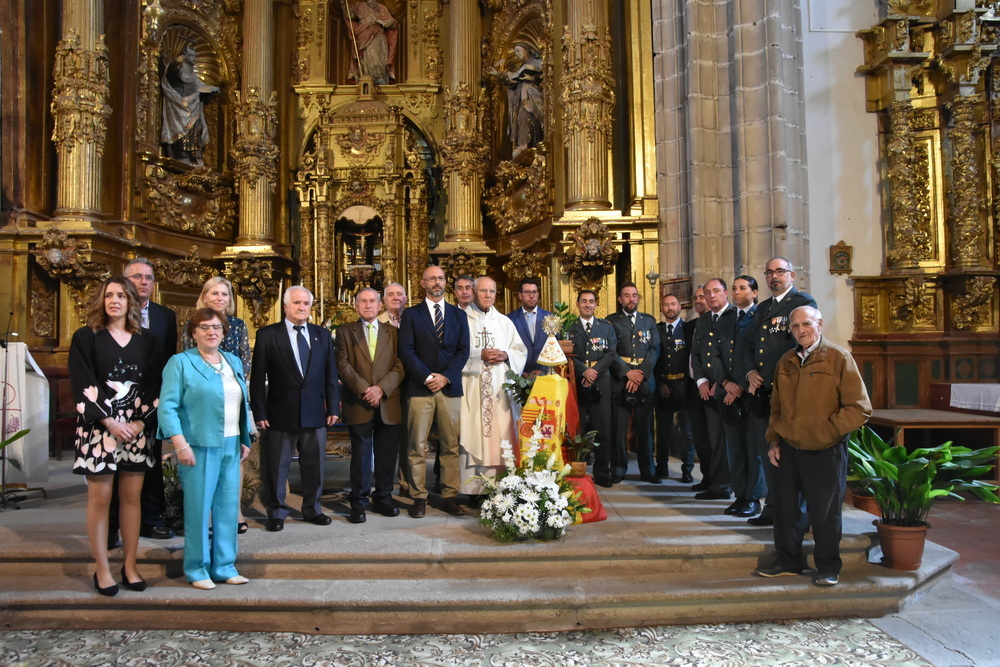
[250,286,340,532]
[398,265,470,518]
[507,277,552,375]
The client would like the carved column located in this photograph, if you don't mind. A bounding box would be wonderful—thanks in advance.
[51,0,110,225]
[948,94,986,268]
[885,101,926,269]
[234,0,278,246]
[293,0,330,85]
[561,0,614,211]
[438,0,490,252]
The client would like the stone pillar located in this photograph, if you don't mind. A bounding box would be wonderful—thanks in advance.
[562,0,614,211]
[51,0,110,226]
[438,0,489,250]
[234,0,278,247]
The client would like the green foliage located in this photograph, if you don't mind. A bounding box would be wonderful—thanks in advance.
[0,429,30,472]
[552,301,576,338]
[848,425,1000,526]
[502,369,536,407]
[564,429,600,463]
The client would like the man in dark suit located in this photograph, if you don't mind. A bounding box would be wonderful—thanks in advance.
[336,287,405,524]
[110,258,177,543]
[690,278,735,502]
[654,293,695,482]
[687,284,713,491]
[607,282,660,483]
[568,289,618,487]
[507,277,552,376]
[741,257,817,527]
[398,265,470,518]
[250,285,340,532]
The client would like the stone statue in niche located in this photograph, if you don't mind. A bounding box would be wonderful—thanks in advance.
[491,43,544,159]
[344,0,399,85]
[161,43,219,165]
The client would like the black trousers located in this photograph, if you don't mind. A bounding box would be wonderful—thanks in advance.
[348,413,400,507]
[259,426,328,520]
[772,437,848,575]
[686,385,712,484]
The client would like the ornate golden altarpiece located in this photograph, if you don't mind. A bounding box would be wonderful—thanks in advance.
[854,0,1000,408]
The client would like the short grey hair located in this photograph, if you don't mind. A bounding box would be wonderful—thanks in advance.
[283,285,313,305]
[355,287,380,302]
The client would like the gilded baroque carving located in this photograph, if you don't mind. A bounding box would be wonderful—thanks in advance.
[890,278,935,330]
[560,23,615,142]
[422,2,443,84]
[144,163,235,236]
[136,3,165,146]
[503,240,549,283]
[892,19,909,52]
[558,218,619,290]
[440,84,489,185]
[232,87,280,192]
[861,295,880,328]
[29,274,57,339]
[336,127,385,166]
[947,95,986,267]
[152,246,211,288]
[225,252,283,329]
[293,4,313,83]
[952,276,995,330]
[438,247,487,282]
[33,229,110,324]
[50,30,112,157]
[886,101,932,268]
[484,149,550,235]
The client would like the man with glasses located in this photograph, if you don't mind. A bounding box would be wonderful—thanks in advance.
[507,277,551,375]
[108,259,178,545]
[741,257,816,527]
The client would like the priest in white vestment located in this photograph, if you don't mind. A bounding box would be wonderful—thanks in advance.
[459,277,528,496]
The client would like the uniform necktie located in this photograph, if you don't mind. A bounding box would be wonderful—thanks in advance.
[585,320,592,335]
[434,303,444,344]
[712,313,719,325]
[367,322,377,360]
[738,310,745,321]
[293,325,309,375]
[666,323,674,338]
[526,310,534,343]
[629,313,636,327]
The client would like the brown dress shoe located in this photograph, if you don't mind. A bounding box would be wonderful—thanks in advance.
[441,497,466,516]
[408,499,427,518]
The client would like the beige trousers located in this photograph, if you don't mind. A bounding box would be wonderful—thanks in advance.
[405,393,461,500]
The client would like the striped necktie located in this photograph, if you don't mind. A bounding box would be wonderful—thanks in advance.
[434,303,444,344]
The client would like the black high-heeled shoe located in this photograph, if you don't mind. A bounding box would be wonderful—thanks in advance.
[120,567,147,592]
[93,573,119,597]
[237,521,249,535]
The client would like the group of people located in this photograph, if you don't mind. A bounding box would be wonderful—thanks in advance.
[70,256,871,596]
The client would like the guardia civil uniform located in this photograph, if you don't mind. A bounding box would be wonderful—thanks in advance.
[607,309,660,481]
[569,316,618,486]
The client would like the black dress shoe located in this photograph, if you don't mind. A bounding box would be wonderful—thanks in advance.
[370,501,400,517]
[639,474,662,484]
[93,573,118,597]
[304,513,332,526]
[594,477,613,488]
[654,468,669,478]
[691,480,710,491]
[724,500,743,515]
[611,474,624,484]
[736,500,761,518]
[348,507,366,524]
[681,473,694,484]
[408,499,427,518]
[441,497,466,516]
[139,525,175,540]
[266,518,285,532]
[107,532,122,551]
[120,567,147,592]
[695,490,731,500]
[747,514,773,526]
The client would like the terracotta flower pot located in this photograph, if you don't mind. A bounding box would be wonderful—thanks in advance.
[875,520,928,571]
[568,461,588,478]
[850,492,880,516]
[558,339,575,354]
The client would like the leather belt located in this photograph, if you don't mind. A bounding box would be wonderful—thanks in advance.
[621,356,645,366]
[585,360,599,368]
[664,372,686,380]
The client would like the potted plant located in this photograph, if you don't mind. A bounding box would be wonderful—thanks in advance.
[851,432,1000,570]
[551,301,577,353]
[0,429,29,474]
[846,426,888,515]
[564,429,599,478]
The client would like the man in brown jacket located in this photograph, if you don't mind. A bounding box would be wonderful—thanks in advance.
[336,287,406,524]
[754,305,872,586]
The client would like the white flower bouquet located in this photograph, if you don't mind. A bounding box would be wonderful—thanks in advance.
[476,419,590,542]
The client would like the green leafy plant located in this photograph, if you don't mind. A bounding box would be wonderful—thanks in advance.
[502,370,536,407]
[849,426,1000,526]
[552,301,576,338]
[847,426,893,496]
[0,429,30,472]
[564,429,599,463]
[162,455,184,530]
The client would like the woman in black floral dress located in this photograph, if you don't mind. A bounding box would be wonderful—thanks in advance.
[69,277,160,596]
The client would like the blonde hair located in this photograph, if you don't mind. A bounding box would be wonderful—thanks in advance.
[196,276,236,316]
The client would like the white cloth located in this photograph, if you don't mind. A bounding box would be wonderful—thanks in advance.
[950,384,1000,413]
[0,343,49,488]
[458,305,528,494]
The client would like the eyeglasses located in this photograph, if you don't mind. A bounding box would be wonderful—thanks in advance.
[764,268,791,277]
[196,324,224,332]
[127,273,155,283]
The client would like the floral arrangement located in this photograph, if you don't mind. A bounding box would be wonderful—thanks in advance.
[477,419,590,542]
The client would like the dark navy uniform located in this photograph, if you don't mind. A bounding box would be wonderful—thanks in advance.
[727,304,765,509]
[569,317,618,485]
[608,310,660,480]
[690,305,737,497]
[654,317,694,478]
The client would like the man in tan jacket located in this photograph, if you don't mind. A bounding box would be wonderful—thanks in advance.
[754,306,872,587]
[336,287,405,524]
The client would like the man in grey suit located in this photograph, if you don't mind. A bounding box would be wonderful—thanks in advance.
[250,286,340,532]
[568,290,618,487]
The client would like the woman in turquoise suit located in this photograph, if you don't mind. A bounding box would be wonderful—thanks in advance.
[159,308,252,590]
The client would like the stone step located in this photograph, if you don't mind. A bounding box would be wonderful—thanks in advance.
[0,540,955,635]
